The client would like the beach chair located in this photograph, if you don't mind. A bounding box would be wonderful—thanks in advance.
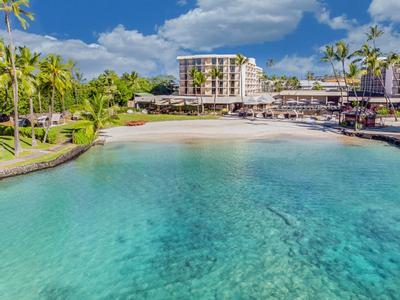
[51,113,62,126]
[37,115,49,127]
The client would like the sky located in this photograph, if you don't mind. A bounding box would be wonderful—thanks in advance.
[2,0,400,79]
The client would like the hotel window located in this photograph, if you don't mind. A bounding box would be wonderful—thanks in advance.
[185,88,188,94]
[195,58,201,65]
[230,81,236,87]
[230,74,235,80]
[193,88,196,94]
[219,81,224,87]
[212,58,217,65]
[230,58,236,65]
[219,66,224,72]
[218,58,224,65]
[219,88,224,94]
[212,88,216,95]
[230,88,235,95]
[212,81,216,87]
[230,66,236,73]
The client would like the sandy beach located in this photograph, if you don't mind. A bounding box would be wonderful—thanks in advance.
[102,118,361,143]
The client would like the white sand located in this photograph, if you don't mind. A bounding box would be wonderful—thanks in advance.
[101,118,358,143]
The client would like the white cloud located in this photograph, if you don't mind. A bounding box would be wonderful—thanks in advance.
[369,0,400,23]
[159,0,318,51]
[1,26,182,79]
[344,24,400,54]
[177,0,187,6]
[316,7,356,30]
[270,55,330,77]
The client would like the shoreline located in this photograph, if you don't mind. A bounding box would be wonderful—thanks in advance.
[101,119,362,145]
[1,119,398,180]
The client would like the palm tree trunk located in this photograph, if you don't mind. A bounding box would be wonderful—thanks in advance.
[61,93,65,115]
[353,86,360,131]
[201,96,204,114]
[342,60,350,103]
[43,84,55,143]
[378,75,398,121]
[5,13,21,156]
[214,79,217,113]
[38,90,42,113]
[330,60,344,122]
[29,97,37,146]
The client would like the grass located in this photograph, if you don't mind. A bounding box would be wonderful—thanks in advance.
[2,144,76,169]
[0,135,53,162]
[114,113,218,126]
[50,120,91,142]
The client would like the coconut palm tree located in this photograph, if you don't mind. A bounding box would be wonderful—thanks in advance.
[1,0,34,156]
[122,71,139,108]
[40,54,69,143]
[210,67,223,113]
[366,53,398,121]
[321,45,344,106]
[193,70,207,114]
[346,63,366,130]
[236,54,248,107]
[306,71,314,87]
[83,94,115,131]
[367,25,384,51]
[189,67,200,114]
[336,41,351,103]
[16,46,40,146]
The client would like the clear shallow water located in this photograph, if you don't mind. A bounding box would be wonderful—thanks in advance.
[0,138,400,299]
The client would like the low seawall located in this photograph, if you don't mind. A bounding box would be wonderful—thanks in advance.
[0,143,97,180]
[341,129,400,148]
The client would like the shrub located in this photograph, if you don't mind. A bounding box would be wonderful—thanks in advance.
[72,125,95,145]
[0,126,57,144]
[376,107,390,116]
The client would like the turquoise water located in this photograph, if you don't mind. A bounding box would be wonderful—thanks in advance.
[0,138,400,299]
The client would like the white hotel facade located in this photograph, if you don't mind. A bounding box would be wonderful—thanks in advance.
[177,54,264,98]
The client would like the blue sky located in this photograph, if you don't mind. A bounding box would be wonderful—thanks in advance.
[6,0,400,79]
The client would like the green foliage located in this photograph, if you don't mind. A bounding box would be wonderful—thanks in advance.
[0,125,57,144]
[376,107,390,116]
[72,125,95,145]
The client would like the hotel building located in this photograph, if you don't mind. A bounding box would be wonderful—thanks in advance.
[361,64,400,97]
[177,54,264,97]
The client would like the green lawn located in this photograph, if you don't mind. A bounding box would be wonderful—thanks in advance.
[115,113,218,126]
[50,120,91,142]
[0,135,53,162]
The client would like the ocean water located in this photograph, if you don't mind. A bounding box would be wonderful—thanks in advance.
[0,138,400,299]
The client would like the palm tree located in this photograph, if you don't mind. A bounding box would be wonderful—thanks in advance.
[122,71,139,108]
[100,70,118,107]
[336,41,351,103]
[367,54,398,121]
[16,46,40,146]
[40,54,69,143]
[189,67,200,114]
[236,54,248,108]
[83,94,115,131]
[367,25,384,51]
[306,71,314,88]
[1,0,34,156]
[193,70,207,114]
[321,45,344,106]
[346,63,366,130]
[210,67,223,113]
[386,52,400,95]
